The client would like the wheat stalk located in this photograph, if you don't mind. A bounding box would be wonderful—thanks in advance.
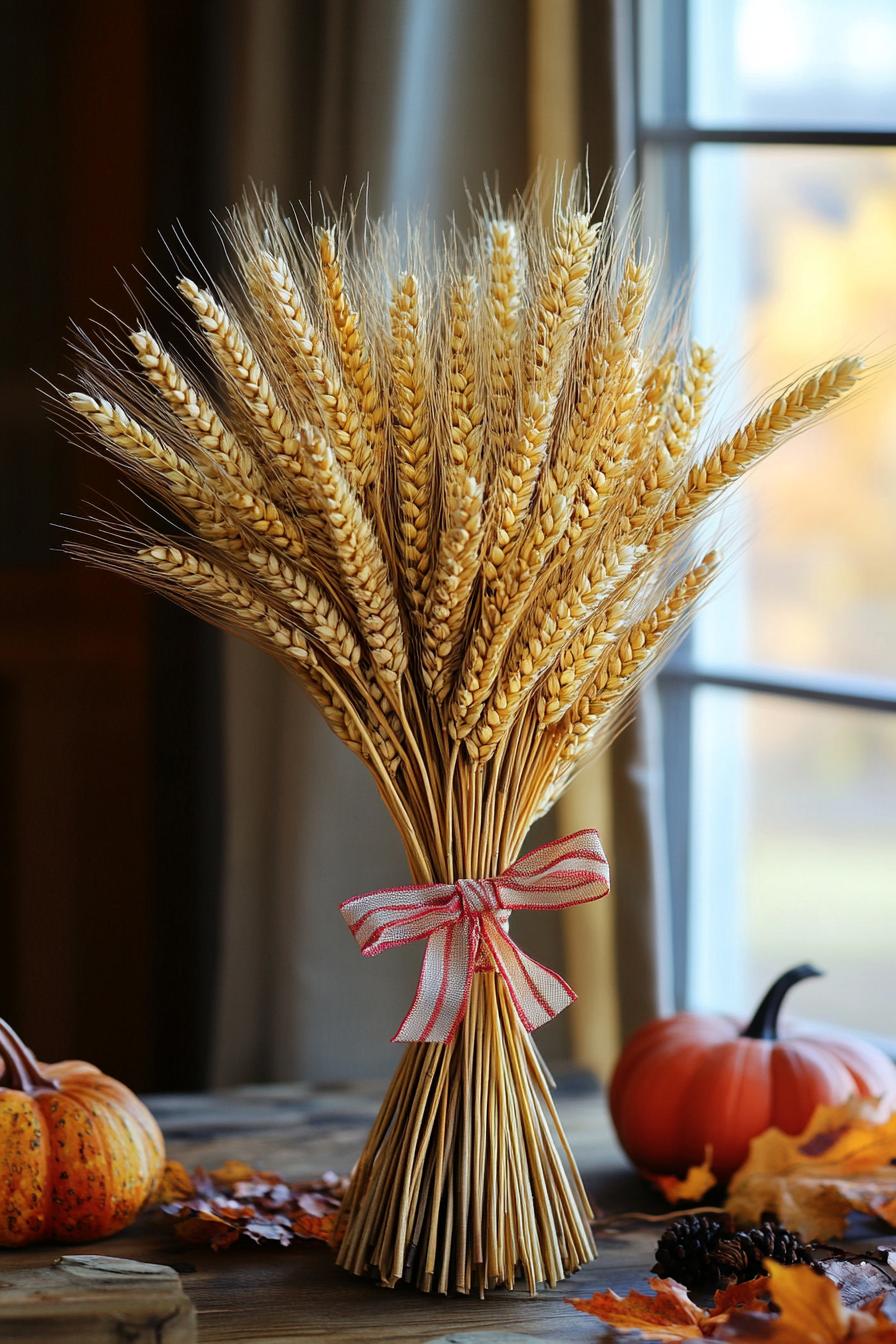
[138,542,366,741]
[244,547,361,671]
[483,211,598,583]
[304,427,407,691]
[648,358,862,546]
[483,220,521,484]
[422,473,483,697]
[177,280,294,455]
[556,552,718,761]
[252,250,375,491]
[129,330,263,491]
[537,600,626,725]
[390,271,433,617]
[319,227,386,476]
[614,343,715,540]
[68,393,242,549]
[61,170,862,1297]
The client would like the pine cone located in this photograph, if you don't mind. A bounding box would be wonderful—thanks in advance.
[654,1216,819,1290]
[712,1223,819,1284]
[653,1214,733,1289]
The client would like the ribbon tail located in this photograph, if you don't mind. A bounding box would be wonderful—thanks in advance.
[480,916,576,1033]
[392,919,475,1044]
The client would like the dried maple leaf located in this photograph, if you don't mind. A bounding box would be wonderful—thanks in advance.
[713,1279,774,1316]
[567,1273,771,1340]
[208,1159,258,1185]
[568,1276,708,1340]
[646,1148,718,1204]
[714,1262,896,1343]
[169,1205,243,1251]
[293,1191,341,1243]
[158,1162,347,1250]
[155,1159,197,1204]
[726,1099,896,1241]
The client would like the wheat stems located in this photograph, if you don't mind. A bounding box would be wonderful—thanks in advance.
[334,973,594,1294]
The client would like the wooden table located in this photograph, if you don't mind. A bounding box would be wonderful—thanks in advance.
[3,1079,885,1342]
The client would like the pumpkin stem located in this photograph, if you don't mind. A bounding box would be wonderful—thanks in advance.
[741,964,823,1041]
[0,1018,59,1093]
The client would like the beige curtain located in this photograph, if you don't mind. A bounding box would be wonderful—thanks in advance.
[212,0,672,1087]
[530,0,675,1079]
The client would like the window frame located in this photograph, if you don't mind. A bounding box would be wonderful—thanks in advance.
[626,0,896,1008]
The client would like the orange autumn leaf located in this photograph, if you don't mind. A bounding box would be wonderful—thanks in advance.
[208,1159,258,1185]
[712,1277,773,1316]
[170,1207,243,1251]
[155,1159,196,1204]
[714,1262,896,1343]
[292,1189,344,1245]
[647,1147,717,1204]
[868,1194,896,1230]
[568,1276,708,1340]
[569,1268,896,1343]
[158,1162,347,1250]
[293,1208,341,1243]
[726,1098,896,1240]
[568,1274,771,1340]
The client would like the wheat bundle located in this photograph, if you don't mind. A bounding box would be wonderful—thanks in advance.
[60,170,860,1296]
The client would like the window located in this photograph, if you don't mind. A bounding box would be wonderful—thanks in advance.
[633,0,896,1036]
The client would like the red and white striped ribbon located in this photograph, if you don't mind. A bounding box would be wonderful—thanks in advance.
[339,829,610,1043]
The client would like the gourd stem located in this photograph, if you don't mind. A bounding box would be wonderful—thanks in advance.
[0,1017,58,1092]
[741,964,822,1041]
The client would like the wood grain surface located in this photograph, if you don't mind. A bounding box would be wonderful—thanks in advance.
[0,1081,890,1342]
[0,1255,196,1341]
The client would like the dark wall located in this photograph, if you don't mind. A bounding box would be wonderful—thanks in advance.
[0,0,249,1090]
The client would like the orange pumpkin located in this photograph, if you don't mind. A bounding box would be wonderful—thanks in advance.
[0,1017,165,1245]
[609,965,896,1180]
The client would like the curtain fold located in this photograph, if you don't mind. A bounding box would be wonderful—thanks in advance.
[212,0,671,1087]
[532,0,675,1077]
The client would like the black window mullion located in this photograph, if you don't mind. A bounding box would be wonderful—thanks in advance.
[662,662,896,714]
[642,125,896,148]
[634,0,696,1008]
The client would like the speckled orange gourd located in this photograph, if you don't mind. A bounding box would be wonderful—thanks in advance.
[0,1018,165,1245]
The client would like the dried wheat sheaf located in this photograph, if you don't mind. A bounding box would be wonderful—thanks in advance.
[59,171,861,1296]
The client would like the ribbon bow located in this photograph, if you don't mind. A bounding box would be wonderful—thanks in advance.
[340,829,610,1043]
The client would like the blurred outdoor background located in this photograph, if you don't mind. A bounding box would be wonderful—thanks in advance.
[640,0,896,1033]
[2,0,893,1091]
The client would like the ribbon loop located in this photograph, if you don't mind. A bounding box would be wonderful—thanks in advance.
[339,829,610,1044]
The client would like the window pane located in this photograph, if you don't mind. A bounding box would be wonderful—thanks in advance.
[688,0,896,129]
[688,144,896,679]
[688,687,896,1035]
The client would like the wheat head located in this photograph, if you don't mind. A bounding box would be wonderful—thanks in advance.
[61,172,861,883]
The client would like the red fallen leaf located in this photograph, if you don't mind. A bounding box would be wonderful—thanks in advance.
[713,1278,773,1316]
[169,1207,243,1251]
[567,1274,772,1340]
[568,1276,705,1339]
[204,1196,252,1217]
[713,1262,896,1342]
[158,1162,347,1251]
[294,1209,340,1242]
